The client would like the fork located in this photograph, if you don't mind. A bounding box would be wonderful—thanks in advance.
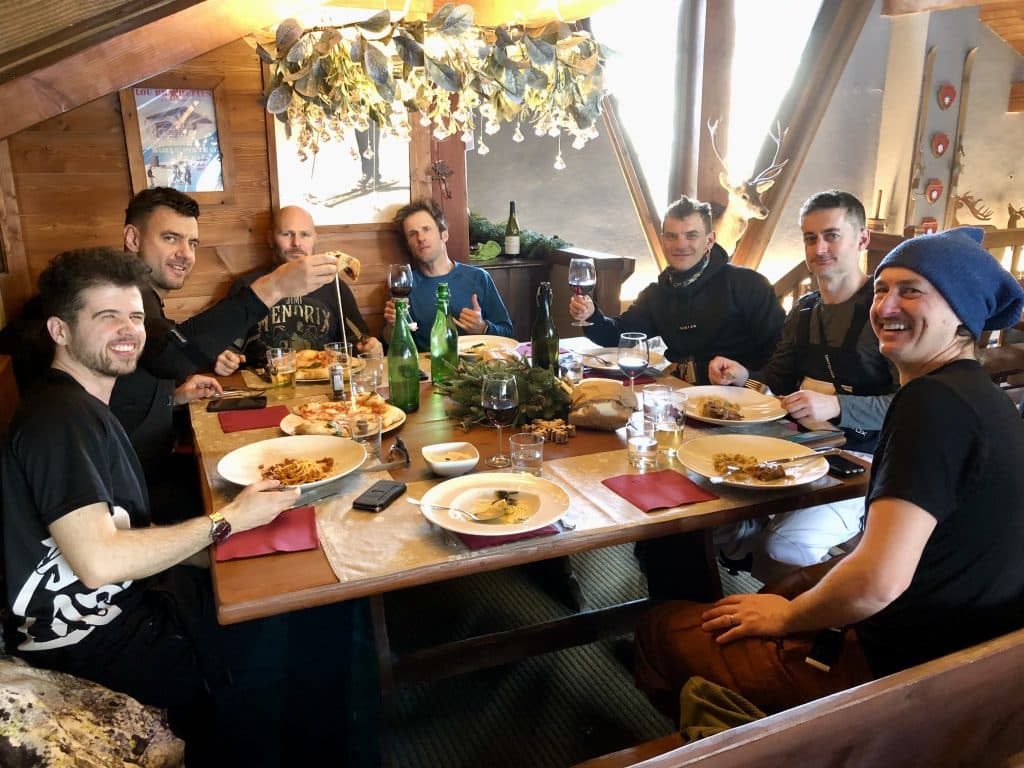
[583,351,614,366]
[743,378,768,393]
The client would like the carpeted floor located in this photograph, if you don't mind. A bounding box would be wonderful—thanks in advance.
[380,544,762,768]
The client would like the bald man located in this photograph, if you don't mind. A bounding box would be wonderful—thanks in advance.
[230,206,382,363]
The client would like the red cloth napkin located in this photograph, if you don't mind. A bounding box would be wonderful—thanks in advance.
[456,524,559,550]
[214,505,319,561]
[217,405,290,433]
[602,469,718,512]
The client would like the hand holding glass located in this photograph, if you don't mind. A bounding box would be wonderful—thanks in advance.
[568,257,597,327]
[617,332,649,397]
[481,372,519,468]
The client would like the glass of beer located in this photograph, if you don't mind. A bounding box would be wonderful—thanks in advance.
[654,391,687,457]
[265,347,297,400]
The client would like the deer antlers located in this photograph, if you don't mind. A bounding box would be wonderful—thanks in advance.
[707,118,789,185]
[954,192,993,221]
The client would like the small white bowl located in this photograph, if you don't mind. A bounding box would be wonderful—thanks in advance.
[422,441,480,477]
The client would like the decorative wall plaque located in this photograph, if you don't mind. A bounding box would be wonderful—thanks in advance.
[919,216,938,234]
[931,132,949,157]
[926,179,944,203]
[938,83,957,110]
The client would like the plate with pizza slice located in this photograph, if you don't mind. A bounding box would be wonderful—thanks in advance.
[280,392,406,435]
[294,349,366,382]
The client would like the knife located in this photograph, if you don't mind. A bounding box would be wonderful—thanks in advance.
[757,448,841,467]
[345,316,369,345]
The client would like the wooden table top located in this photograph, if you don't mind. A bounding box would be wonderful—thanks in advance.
[196,374,869,625]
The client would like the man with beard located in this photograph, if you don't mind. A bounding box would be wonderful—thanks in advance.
[230,204,383,362]
[0,248,310,766]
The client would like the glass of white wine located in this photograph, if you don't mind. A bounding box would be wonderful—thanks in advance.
[568,257,597,327]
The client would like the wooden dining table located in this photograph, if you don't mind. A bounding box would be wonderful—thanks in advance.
[192,358,869,693]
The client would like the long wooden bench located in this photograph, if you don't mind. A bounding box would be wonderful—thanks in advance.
[574,626,1024,767]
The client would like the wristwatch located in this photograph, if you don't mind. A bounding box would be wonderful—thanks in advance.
[208,511,232,544]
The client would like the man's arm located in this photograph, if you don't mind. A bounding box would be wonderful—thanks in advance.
[583,285,657,347]
[737,271,786,372]
[702,497,936,642]
[49,481,299,589]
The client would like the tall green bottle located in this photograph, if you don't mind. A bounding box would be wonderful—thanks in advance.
[531,281,559,372]
[388,298,420,413]
[429,282,459,385]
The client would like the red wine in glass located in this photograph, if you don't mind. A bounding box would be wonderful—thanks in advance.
[483,399,519,427]
[481,372,518,467]
[568,257,597,327]
[390,284,413,299]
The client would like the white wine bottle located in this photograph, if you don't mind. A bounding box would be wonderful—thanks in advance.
[504,200,520,257]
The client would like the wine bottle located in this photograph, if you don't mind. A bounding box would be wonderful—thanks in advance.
[387,298,420,413]
[429,282,459,385]
[504,200,520,257]
[530,281,558,372]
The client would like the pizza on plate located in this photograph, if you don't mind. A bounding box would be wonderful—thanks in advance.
[293,349,365,381]
[292,392,403,430]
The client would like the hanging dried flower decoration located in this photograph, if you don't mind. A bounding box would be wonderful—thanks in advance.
[252,3,607,167]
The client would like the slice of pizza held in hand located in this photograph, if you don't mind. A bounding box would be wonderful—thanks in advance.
[320,251,361,282]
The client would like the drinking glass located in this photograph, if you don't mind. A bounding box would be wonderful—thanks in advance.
[265,347,297,401]
[481,372,519,468]
[654,391,688,457]
[616,332,649,398]
[626,413,658,471]
[387,264,414,299]
[510,433,544,475]
[568,257,597,327]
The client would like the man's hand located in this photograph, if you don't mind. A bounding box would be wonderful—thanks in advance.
[569,295,594,324]
[223,479,300,534]
[214,349,245,376]
[174,374,223,405]
[251,253,339,307]
[356,336,383,357]
[708,356,748,386]
[382,297,396,326]
[779,390,841,422]
[454,294,487,334]
[700,593,795,644]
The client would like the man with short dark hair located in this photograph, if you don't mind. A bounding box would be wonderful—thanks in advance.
[383,197,513,350]
[570,195,784,383]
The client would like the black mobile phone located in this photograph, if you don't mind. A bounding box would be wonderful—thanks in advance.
[206,395,267,412]
[352,480,407,512]
[826,455,866,478]
[783,429,844,446]
[805,627,845,672]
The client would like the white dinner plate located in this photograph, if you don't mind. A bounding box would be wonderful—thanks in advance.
[217,435,366,490]
[419,473,571,536]
[581,347,666,373]
[279,404,406,436]
[683,385,787,425]
[457,335,520,357]
[676,434,829,489]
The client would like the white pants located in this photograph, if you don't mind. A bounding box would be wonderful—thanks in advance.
[715,497,865,583]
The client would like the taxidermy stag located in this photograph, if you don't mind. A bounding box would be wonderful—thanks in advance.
[951,192,994,227]
[708,118,789,255]
[1008,202,1024,229]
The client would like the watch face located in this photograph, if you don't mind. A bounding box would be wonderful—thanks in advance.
[210,517,232,544]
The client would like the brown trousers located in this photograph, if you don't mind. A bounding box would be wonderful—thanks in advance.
[635,600,874,719]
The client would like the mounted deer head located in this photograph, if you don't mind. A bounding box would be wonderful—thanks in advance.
[708,118,789,255]
[1008,202,1024,229]
[951,192,994,227]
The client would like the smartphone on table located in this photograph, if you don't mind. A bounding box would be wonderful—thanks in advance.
[206,395,267,412]
[826,454,866,478]
[352,480,407,512]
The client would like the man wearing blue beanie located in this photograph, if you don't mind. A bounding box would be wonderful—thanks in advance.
[634,226,1024,718]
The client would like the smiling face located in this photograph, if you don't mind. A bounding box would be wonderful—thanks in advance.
[270,206,317,262]
[402,209,449,272]
[871,266,968,380]
[124,205,199,293]
[800,207,869,281]
[661,212,715,272]
[51,283,146,379]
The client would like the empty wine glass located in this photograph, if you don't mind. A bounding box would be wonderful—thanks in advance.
[481,372,519,468]
[617,332,649,398]
[387,263,414,299]
[568,257,597,327]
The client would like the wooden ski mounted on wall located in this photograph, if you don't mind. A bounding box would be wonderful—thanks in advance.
[905,46,936,227]
[943,46,979,229]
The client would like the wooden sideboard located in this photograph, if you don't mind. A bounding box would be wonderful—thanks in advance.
[479,258,550,341]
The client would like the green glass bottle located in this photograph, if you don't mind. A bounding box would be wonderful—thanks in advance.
[504,200,520,257]
[531,281,558,372]
[429,282,459,385]
[388,298,420,413]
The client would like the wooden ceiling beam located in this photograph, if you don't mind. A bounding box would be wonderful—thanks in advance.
[882,0,979,15]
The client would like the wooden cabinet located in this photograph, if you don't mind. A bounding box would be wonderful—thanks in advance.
[479,258,550,341]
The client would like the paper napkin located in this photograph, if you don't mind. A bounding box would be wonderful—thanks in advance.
[456,524,560,550]
[214,505,319,561]
[602,469,718,512]
[217,405,290,433]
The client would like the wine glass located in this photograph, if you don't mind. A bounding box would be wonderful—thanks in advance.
[616,332,649,398]
[568,257,597,327]
[481,372,519,468]
[387,264,414,299]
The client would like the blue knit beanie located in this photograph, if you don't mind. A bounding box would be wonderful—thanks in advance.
[875,226,1024,339]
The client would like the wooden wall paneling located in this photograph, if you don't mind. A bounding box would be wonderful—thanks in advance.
[1009,81,1024,112]
[0,140,32,321]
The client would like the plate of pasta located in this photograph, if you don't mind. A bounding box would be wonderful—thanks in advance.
[216,435,367,490]
[683,385,787,425]
[418,473,571,536]
[676,434,829,489]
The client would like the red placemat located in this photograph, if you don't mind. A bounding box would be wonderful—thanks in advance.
[602,469,718,512]
[456,524,559,550]
[217,405,290,433]
[214,505,318,561]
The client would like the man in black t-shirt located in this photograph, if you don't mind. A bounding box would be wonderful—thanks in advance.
[634,227,1024,719]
